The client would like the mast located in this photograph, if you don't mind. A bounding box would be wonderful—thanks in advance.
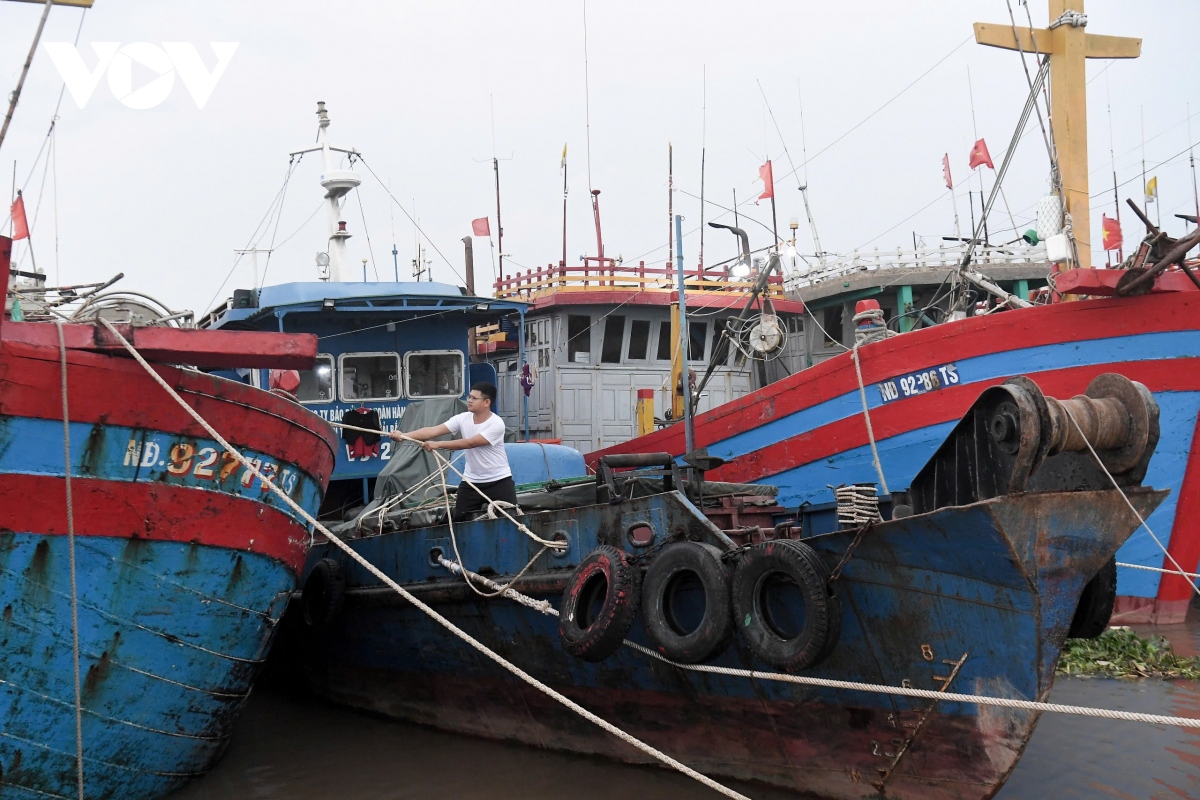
[494,157,503,282]
[667,143,674,277]
[590,189,604,260]
[561,143,568,269]
[312,102,360,282]
[675,213,693,456]
[1107,76,1122,262]
[797,77,823,264]
[699,66,706,273]
[975,1,1141,272]
[0,0,55,156]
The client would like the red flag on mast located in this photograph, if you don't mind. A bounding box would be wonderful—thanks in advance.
[968,138,994,170]
[942,154,953,190]
[471,217,490,237]
[10,194,29,241]
[757,160,774,202]
[1101,214,1123,251]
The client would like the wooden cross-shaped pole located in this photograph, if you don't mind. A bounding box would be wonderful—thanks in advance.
[974,0,1139,272]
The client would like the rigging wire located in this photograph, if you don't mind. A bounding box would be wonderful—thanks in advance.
[356,155,465,283]
[256,154,302,290]
[204,158,298,312]
[0,7,87,229]
[768,35,974,194]
[353,183,380,280]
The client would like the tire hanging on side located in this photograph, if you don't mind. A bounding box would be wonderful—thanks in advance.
[559,545,639,662]
[731,539,841,672]
[1068,556,1117,640]
[640,541,735,663]
[301,558,346,630]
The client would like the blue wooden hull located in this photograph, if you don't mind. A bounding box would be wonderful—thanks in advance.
[0,535,293,799]
[0,340,336,799]
[280,486,1163,800]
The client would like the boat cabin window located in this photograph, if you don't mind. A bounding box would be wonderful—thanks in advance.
[406,350,464,398]
[823,306,844,347]
[296,354,335,404]
[712,319,732,365]
[688,322,707,361]
[601,315,625,363]
[655,320,673,361]
[567,315,591,364]
[627,319,650,360]
[340,353,401,401]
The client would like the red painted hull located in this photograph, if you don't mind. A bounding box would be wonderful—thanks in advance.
[590,292,1200,622]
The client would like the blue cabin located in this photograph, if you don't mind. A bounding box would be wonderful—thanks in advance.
[202,281,532,515]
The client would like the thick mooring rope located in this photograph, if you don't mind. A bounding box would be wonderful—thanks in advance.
[1117,561,1200,580]
[98,319,749,800]
[1061,407,1200,601]
[850,343,889,495]
[54,321,86,800]
[436,556,1200,731]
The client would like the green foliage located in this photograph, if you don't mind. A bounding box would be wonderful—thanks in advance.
[1058,627,1200,680]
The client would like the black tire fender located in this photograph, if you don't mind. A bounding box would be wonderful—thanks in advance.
[301,558,346,630]
[1068,556,1117,640]
[732,539,841,672]
[641,542,734,663]
[559,546,638,662]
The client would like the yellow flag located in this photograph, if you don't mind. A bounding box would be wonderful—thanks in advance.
[1146,176,1158,198]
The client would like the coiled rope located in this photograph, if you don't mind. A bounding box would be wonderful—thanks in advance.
[54,320,86,800]
[435,555,1200,730]
[97,319,748,800]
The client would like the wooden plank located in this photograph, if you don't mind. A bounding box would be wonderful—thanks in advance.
[1084,32,1142,59]
[1052,267,1199,296]
[1,321,319,368]
[973,22,1052,55]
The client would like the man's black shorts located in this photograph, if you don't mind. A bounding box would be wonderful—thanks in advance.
[453,476,519,521]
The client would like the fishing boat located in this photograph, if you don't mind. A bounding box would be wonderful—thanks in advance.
[1,236,337,799]
[583,7,1200,625]
[279,368,1165,799]
[200,102,586,521]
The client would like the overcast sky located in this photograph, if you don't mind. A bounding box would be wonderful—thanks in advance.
[3,1,1198,313]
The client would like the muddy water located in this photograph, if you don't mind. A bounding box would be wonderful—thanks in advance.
[172,623,1200,800]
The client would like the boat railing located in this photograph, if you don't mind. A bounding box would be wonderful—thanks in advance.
[786,241,1049,291]
[493,260,787,301]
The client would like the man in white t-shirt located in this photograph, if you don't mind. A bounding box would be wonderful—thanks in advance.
[390,381,516,521]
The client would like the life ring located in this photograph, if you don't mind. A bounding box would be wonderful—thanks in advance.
[641,542,734,663]
[558,546,638,662]
[732,539,841,671]
[301,558,346,629]
[1067,556,1117,640]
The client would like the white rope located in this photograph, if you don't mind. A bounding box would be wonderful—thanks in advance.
[96,319,748,800]
[435,555,1200,731]
[329,420,564,552]
[54,321,86,800]
[1061,407,1200,601]
[850,344,889,494]
[1117,562,1200,581]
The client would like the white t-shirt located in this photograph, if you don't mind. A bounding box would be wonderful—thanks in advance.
[445,411,511,483]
